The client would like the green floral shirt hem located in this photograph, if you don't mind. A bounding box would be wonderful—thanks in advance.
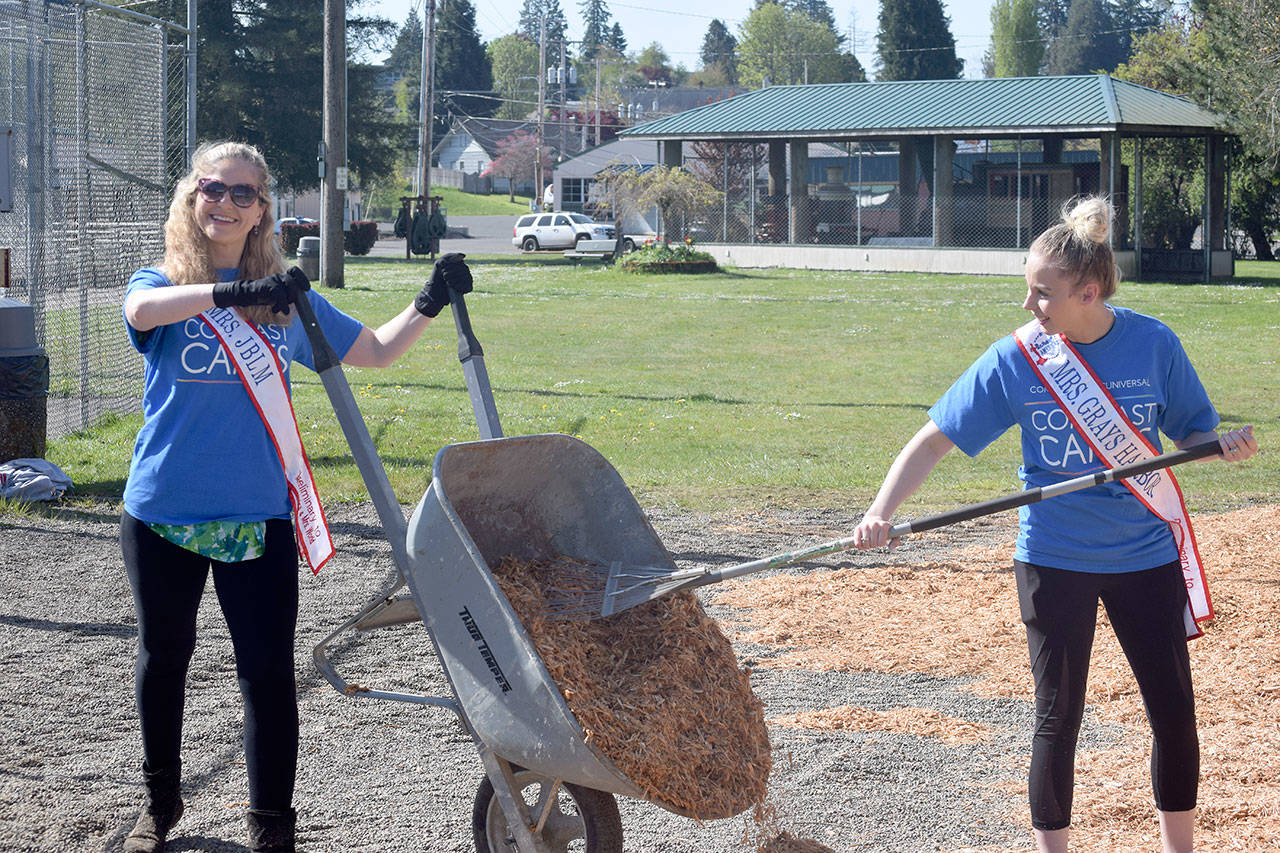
[147,520,266,563]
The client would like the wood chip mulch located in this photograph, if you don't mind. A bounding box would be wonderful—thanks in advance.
[490,555,773,821]
[715,506,1280,852]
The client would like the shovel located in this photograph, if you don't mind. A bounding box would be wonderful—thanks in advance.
[546,439,1225,620]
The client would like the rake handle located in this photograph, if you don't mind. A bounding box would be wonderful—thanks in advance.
[695,440,1223,588]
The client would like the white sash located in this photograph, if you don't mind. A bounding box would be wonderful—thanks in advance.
[1013,318,1211,638]
[202,307,334,574]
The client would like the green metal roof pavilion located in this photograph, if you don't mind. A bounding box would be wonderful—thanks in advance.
[618,74,1227,141]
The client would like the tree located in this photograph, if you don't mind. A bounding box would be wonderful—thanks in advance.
[1043,0,1116,74]
[700,19,739,84]
[594,164,722,243]
[738,3,848,88]
[519,0,568,48]
[875,0,964,80]
[435,0,494,138]
[482,130,552,202]
[488,34,540,120]
[386,10,423,79]
[608,22,627,54]
[580,0,612,60]
[988,0,1044,77]
[1195,0,1280,165]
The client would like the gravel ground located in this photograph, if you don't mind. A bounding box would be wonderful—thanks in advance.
[0,500,1101,852]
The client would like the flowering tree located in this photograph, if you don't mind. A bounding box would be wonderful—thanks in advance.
[594,163,722,245]
[482,130,553,203]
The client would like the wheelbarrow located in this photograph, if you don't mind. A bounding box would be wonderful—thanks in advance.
[298,289,684,852]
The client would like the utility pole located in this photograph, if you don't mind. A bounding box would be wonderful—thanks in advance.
[417,0,437,202]
[322,0,346,288]
[536,17,546,210]
[594,55,601,147]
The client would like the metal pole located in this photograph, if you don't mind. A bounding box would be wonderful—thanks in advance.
[1016,137,1023,249]
[25,0,46,332]
[186,0,195,164]
[721,146,728,241]
[321,0,345,287]
[749,144,756,244]
[423,0,436,205]
[77,7,90,429]
[856,143,862,245]
[536,18,545,210]
[1134,137,1143,281]
[1203,135,1210,283]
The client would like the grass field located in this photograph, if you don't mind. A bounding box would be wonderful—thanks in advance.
[45,259,1279,516]
[429,185,534,216]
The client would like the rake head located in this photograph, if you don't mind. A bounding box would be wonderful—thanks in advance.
[541,560,703,621]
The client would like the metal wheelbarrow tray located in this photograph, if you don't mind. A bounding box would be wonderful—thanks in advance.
[297,291,677,852]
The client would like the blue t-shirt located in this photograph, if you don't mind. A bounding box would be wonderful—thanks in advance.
[122,267,365,525]
[928,306,1218,572]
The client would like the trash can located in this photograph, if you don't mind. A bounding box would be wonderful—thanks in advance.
[297,236,321,281]
[0,296,49,462]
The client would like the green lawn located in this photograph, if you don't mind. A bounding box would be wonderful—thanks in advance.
[430,185,534,216]
[45,260,1279,517]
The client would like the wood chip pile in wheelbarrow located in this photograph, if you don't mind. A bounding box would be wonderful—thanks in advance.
[493,555,773,819]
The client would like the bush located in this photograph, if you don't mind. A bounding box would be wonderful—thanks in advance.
[279,220,380,256]
[343,220,379,256]
[620,237,718,274]
[279,222,319,256]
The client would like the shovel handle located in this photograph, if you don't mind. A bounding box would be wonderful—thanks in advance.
[702,440,1224,587]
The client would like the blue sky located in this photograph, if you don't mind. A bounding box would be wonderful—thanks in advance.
[363,0,996,80]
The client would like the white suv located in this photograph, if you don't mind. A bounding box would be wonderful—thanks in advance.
[512,212,616,252]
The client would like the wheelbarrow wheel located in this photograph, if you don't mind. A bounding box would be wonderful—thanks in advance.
[472,767,623,853]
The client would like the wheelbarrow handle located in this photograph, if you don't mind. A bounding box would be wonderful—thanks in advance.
[292,292,411,573]
[449,288,504,439]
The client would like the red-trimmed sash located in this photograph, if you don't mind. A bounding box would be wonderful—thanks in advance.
[202,307,334,574]
[1013,318,1211,638]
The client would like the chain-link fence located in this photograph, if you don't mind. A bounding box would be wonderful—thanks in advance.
[673,136,1213,268]
[1,0,189,439]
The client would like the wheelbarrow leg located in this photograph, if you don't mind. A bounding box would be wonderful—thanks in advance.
[476,748,553,853]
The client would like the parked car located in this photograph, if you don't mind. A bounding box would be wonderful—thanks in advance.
[512,212,615,252]
[275,216,316,234]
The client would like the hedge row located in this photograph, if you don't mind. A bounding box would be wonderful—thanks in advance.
[279,220,378,257]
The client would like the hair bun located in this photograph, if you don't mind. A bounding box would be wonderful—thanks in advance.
[1063,196,1112,245]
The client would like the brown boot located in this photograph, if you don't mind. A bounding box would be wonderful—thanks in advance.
[123,763,183,853]
[246,807,296,852]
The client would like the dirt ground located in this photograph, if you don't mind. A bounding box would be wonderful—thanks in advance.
[1,499,1277,852]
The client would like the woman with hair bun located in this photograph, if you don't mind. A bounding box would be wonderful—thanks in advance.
[851,195,1256,852]
[119,141,470,852]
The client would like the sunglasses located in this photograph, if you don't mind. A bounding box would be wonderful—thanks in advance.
[197,177,263,209]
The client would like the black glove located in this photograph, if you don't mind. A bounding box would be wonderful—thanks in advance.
[414,252,472,318]
[212,267,311,314]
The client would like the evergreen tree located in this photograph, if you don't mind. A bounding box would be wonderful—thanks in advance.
[435,0,494,137]
[1043,0,1116,74]
[784,0,842,41]
[1035,0,1073,43]
[700,19,739,84]
[580,0,612,59]
[875,0,964,80]
[989,0,1044,77]
[386,10,423,80]
[608,22,628,54]
[519,0,568,48]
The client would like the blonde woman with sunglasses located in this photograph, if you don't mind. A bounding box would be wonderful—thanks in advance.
[119,141,471,852]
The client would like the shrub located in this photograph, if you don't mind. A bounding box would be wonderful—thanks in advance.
[343,220,379,256]
[620,236,718,273]
[279,222,319,256]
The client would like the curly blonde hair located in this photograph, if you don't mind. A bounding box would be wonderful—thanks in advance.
[1029,195,1120,299]
[162,141,287,325]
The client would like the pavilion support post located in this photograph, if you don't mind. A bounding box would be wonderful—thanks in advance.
[1135,138,1144,280]
[766,139,787,243]
[933,136,954,247]
[789,140,810,244]
[662,140,682,168]
[1207,134,1226,278]
[897,137,917,238]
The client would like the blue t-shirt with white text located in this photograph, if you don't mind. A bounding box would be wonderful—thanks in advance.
[122,267,365,525]
[928,306,1217,572]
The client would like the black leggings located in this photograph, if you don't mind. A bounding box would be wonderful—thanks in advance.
[1014,559,1198,830]
[120,511,300,812]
